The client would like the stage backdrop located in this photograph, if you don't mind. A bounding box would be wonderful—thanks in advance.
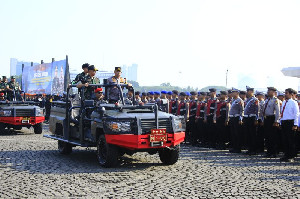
[22,58,69,95]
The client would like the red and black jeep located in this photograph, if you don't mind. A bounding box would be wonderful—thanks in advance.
[44,84,185,167]
[0,100,45,134]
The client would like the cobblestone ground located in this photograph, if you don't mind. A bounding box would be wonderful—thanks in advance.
[0,125,299,198]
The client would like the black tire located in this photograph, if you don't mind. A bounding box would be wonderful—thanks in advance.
[0,122,5,134]
[97,134,119,168]
[159,145,180,165]
[58,140,72,154]
[14,126,22,131]
[34,123,43,134]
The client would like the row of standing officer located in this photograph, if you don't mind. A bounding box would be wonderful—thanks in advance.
[139,87,299,163]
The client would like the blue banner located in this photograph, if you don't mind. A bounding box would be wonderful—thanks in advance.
[22,59,67,95]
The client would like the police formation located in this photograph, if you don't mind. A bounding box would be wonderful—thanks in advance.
[71,63,300,163]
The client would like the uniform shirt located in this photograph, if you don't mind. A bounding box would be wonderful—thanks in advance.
[280,99,299,126]
[258,100,265,121]
[107,76,125,101]
[84,75,100,100]
[169,98,178,114]
[189,99,197,117]
[72,72,87,84]
[262,97,280,123]
[229,97,244,120]
[244,96,259,119]
[196,101,207,120]
[214,100,230,122]
[0,82,7,91]
[206,97,218,116]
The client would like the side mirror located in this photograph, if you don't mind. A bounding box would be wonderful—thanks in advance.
[98,106,106,117]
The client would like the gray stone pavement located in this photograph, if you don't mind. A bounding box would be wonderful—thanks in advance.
[0,126,299,198]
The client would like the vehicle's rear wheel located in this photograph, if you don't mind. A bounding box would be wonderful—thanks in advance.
[97,134,119,168]
[58,140,72,154]
[34,123,43,134]
[159,145,180,165]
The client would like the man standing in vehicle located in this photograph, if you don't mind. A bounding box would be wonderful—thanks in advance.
[107,67,131,103]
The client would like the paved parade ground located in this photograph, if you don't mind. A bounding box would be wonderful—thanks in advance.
[0,126,299,198]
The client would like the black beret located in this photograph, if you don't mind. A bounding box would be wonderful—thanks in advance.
[179,92,186,96]
[142,92,147,96]
[135,91,140,95]
[209,88,216,92]
[82,63,89,69]
[190,91,197,95]
[88,65,98,71]
[115,67,121,71]
[2,76,6,79]
[172,90,179,95]
[267,87,277,91]
[199,92,207,96]
[246,86,254,91]
[227,90,232,94]
[239,91,246,95]
[220,91,228,95]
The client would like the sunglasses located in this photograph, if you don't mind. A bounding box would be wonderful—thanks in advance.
[97,92,103,94]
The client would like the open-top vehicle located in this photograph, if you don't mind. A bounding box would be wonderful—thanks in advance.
[0,100,45,134]
[44,83,185,167]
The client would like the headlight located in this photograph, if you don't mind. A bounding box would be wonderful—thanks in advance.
[0,110,12,116]
[36,109,44,116]
[172,116,185,132]
[104,121,132,133]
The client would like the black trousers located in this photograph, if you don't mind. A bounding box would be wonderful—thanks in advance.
[229,117,242,152]
[264,116,279,155]
[281,120,296,159]
[207,115,216,147]
[244,117,257,152]
[189,116,198,144]
[196,118,206,144]
[216,116,226,147]
[257,120,265,152]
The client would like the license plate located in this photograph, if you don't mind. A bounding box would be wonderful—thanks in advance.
[150,129,167,142]
[21,117,30,124]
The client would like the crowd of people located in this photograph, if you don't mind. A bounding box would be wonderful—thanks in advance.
[131,87,300,163]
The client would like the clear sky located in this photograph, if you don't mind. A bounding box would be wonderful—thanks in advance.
[1,0,300,90]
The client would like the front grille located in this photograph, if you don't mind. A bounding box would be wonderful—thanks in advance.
[140,118,172,134]
[15,109,35,117]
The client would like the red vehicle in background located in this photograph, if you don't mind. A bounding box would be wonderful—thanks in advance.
[0,93,45,134]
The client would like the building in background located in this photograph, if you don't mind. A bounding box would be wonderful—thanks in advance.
[10,58,39,77]
[121,63,138,82]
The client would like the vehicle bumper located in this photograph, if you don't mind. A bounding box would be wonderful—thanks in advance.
[105,132,185,150]
[0,116,45,126]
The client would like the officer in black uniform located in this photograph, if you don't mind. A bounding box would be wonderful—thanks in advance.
[188,91,198,145]
[196,92,207,146]
[206,88,218,148]
[215,91,230,149]
[169,90,179,114]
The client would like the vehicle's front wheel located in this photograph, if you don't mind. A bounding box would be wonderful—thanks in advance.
[97,134,119,168]
[159,145,180,165]
[34,123,43,134]
[58,140,72,154]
